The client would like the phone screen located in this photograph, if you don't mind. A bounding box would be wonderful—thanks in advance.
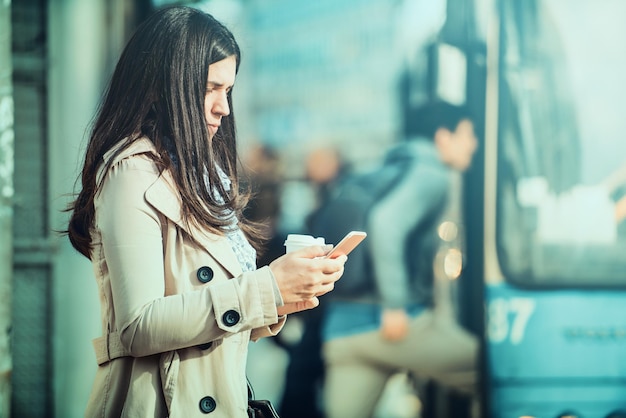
[325,231,367,259]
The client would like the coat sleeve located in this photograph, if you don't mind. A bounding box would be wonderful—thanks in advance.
[95,155,281,357]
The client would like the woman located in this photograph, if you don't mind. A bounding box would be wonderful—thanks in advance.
[66,6,346,417]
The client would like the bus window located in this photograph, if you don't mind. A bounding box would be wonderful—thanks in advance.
[496,0,626,286]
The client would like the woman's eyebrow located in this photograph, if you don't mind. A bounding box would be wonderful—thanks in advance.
[207,81,233,89]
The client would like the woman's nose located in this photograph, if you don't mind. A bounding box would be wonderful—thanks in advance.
[213,91,230,116]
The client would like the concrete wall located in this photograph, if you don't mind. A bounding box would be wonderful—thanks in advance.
[0,1,14,416]
[48,1,112,416]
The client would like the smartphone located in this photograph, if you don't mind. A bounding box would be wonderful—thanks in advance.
[324,231,367,259]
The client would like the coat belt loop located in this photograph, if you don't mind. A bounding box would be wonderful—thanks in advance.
[92,331,131,365]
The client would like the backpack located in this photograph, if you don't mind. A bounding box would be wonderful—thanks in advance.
[308,159,408,298]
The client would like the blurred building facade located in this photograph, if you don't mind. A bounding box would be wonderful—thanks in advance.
[1,2,14,417]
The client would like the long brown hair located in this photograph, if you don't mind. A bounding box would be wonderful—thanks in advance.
[67,6,262,259]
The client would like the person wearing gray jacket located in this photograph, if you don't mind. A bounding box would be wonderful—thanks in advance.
[322,101,479,418]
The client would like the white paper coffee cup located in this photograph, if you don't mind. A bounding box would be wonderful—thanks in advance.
[284,234,325,253]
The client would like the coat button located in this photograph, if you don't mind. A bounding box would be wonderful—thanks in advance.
[199,396,216,413]
[222,310,240,326]
[197,341,213,350]
[196,266,214,283]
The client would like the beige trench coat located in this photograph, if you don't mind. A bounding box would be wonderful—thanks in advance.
[85,138,285,417]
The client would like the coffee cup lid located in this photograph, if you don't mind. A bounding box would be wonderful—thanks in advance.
[284,234,325,246]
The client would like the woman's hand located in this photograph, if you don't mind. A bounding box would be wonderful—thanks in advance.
[276,298,320,316]
[270,245,346,315]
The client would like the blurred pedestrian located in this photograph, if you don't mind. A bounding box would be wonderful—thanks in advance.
[320,101,479,418]
[242,143,284,268]
[65,6,346,417]
[279,146,348,418]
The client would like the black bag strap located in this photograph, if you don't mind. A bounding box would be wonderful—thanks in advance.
[247,376,255,400]
[246,377,281,418]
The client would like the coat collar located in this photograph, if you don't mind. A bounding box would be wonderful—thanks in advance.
[104,137,244,277]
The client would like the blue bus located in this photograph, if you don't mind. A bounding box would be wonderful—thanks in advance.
[446,0,626,416]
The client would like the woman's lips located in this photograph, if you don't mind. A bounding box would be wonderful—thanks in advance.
[207,124,219,136]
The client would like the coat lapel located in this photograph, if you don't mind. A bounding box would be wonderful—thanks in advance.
[144,168,244,278]
[106,137,244,278]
